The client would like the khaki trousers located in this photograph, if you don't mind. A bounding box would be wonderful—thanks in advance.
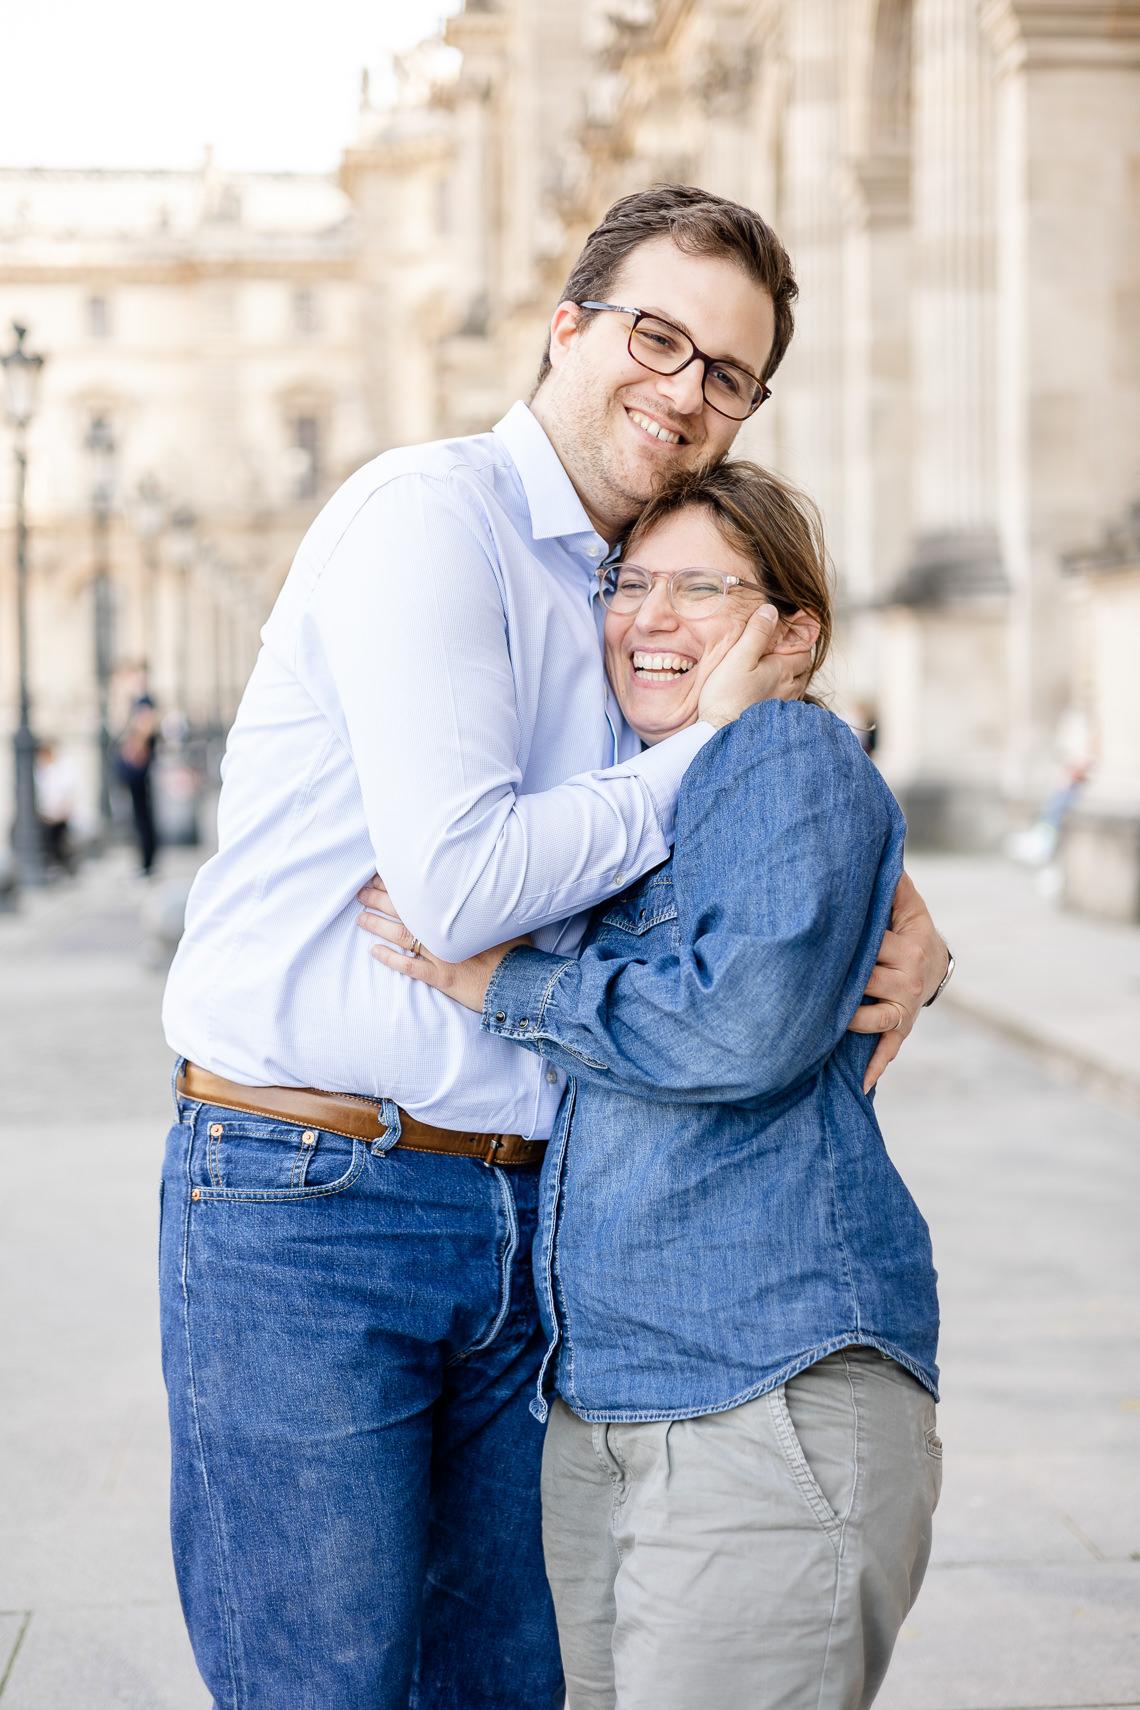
[541,1348,941,1710]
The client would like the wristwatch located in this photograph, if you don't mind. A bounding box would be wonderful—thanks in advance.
[923,944,956,1008]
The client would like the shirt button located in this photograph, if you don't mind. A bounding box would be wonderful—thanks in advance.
[493,1012,506,1024]
[545,1069,559,1085]
[586,544,600,558]
[518,1018,530,1031]
[613,871,625,885]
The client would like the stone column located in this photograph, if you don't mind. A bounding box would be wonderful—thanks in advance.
[979,1,1140,816]
[774,0,850,547]
[910,0,1001,564]
[874,0,1008,848]
[841,0,915,616]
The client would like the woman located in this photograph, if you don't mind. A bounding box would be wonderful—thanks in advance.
[359,461,941,1710]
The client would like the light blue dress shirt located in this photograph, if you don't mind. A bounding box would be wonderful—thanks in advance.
[162,403,712,1137]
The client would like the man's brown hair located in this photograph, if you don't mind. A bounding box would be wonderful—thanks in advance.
[534,183,798,391]
[622,459,832,704]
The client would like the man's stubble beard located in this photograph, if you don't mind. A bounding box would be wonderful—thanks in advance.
[559,385,675,538]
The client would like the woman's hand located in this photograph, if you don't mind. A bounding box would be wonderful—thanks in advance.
[356,878,527,1013]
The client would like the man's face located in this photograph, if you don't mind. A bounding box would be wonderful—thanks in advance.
[534,236,776,540]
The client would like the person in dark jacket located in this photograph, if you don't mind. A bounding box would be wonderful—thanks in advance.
[115,694,160,876]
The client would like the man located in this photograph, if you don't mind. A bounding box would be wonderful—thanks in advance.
[160,185,949,1709]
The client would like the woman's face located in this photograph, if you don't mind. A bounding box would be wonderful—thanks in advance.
[603,506,769,746]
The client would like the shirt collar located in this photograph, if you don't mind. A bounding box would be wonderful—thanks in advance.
[492,401,606,552]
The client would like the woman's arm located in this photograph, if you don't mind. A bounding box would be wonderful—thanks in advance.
[364,701,906,1107]
[478,702,904,1103]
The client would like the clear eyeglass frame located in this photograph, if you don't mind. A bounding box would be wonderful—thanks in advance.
[600,564,765,619]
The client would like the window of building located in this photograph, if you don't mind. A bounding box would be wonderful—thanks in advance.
[293,288,319,337]
[88,294,112,339]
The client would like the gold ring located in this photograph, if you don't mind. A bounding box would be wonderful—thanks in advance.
[890,1004,905,1032]
[408,937,422,958]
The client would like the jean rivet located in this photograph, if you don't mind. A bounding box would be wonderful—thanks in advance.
[191,1188,202,1202]
[208,1123,223,1138]
[494,1012,506,1024]
[301,1130,317,1146]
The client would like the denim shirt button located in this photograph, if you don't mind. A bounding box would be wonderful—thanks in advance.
[518,1018,530,1031]
[545,1069,558,1084]
[493,1011,506,1023]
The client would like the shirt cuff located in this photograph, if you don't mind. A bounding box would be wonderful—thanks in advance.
[482,946,575,1046]
[619,721,716,843]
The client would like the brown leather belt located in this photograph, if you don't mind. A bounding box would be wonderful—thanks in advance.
[177,1063,546,1168]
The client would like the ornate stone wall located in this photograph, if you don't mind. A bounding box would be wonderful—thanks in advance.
[2,1,1138,911]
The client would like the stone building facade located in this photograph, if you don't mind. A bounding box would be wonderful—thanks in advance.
[0,157,372,828]
[2,1,1139,913]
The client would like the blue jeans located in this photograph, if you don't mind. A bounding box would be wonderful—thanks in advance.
[159,1083,563,1709]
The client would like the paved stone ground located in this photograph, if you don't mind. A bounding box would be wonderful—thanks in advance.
[1,850,1138,1708]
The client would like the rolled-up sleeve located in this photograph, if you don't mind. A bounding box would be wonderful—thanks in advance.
[295,471,712,959]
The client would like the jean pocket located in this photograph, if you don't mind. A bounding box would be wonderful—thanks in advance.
[767,1378,847,1544]
[191,1112,367,1203]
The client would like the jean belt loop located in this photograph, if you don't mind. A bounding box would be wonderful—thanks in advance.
[170,1055,188,1117]
[372,1098,402,1158]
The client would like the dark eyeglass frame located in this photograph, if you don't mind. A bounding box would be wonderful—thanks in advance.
[578,300,772,420]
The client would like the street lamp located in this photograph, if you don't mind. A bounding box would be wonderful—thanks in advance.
[168,507,197,726]
[1,322,47,888]
[135,474,165,686]
[85,414,117,832]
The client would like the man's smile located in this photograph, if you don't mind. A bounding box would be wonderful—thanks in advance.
[623,404,691,447]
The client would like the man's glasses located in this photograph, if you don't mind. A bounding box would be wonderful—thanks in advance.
[579,301,772,420]
[599,564,768,619]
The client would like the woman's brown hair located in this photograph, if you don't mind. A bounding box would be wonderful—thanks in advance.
[621,460,833,705]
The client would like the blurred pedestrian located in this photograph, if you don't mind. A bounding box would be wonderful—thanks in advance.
[115,695,160,876]
[848,697,879,758]
[35,739,77,875]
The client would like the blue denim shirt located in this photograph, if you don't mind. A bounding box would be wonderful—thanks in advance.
[483,701,940,1423]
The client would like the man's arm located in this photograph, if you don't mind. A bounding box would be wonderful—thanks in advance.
[297,472,804,961]
[366,703,904,1105]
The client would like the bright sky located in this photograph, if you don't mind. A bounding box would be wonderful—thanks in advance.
[0,0,463,173]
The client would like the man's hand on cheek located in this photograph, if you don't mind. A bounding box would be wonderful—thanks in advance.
[848,872,950,1092]
[697,604,813,729]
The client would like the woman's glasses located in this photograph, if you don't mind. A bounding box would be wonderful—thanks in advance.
[600,564,767,619]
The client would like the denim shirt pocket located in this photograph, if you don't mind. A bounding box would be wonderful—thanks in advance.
[600,872,678,938]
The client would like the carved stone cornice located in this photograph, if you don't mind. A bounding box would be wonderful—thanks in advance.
[979,0,1140,71]
[0,252,354,285]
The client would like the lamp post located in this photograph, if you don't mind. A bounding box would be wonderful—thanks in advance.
[168,507,196,728]
[1,322,47,889]
[85,414,116,832]
[135,474,164,687]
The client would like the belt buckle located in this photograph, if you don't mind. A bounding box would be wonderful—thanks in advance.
[479,1135,505,1168]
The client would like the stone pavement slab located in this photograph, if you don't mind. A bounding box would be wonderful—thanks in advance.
[0,1604,206,1710]
[877,1562,1140,1710]
[909,854,1140,1111]
[871,1012,1140,1710]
